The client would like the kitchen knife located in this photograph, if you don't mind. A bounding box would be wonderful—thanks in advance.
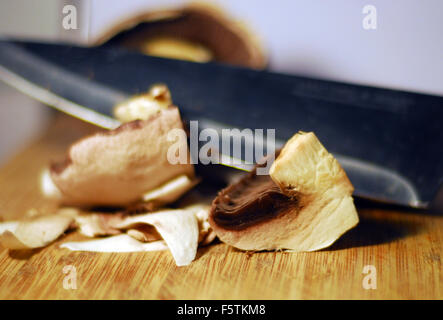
[0,40,442,211]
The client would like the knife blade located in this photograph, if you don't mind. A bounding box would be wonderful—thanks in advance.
[0,40,442,210]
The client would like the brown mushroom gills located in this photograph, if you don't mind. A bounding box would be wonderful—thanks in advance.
[211,165,300,231]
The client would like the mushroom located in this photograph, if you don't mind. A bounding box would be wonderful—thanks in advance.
[0,208,78,250]
[61,204,215,267]
[95,3,266,68]
[113,84,172,123]
[49,105,195,207]
[209,132,359,252]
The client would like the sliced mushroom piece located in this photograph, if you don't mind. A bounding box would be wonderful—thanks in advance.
[122,205,213,243]
[111,205,201,266]
[113,84,172,123]
[49,106,195,207]
[0,208,78,250]
[209,132,359,252]
[60,234,168,252]
[60,204,214,266]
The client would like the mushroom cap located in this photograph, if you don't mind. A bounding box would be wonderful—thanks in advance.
[93,3,267,69]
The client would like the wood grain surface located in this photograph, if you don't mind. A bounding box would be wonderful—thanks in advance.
[0,114,441,300]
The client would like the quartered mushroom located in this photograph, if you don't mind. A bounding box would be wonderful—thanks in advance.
[209,132,359,252]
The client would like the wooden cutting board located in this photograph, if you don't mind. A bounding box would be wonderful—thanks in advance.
[0,114,441,300]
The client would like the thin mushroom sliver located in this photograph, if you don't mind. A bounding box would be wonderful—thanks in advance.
[61,234,168,252]
[113,206,201,266]
[60,205,206,266]
[0,213,75,250]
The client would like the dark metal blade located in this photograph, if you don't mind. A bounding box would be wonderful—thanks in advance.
[0,40,442,210]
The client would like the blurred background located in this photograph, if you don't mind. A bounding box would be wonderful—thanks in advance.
[0,0,442,164]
